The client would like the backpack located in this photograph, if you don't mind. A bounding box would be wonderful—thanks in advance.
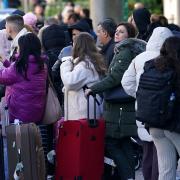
[136,59,176,128]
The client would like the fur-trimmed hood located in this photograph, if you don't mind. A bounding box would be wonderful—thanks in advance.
[114,38,146,58]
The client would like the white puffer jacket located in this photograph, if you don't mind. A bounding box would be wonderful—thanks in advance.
[121,27,173,141]
[61,57,102,120]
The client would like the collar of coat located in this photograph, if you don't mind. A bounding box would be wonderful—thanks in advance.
[114,38,147,56]
[101,39,114,54]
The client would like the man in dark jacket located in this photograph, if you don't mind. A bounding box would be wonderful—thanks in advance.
[97,19,117,67]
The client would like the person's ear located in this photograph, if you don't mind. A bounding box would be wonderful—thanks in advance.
[103,30,108,38]
[8,25,13,34]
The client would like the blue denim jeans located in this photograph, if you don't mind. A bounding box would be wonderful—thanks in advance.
[105,137,135,180]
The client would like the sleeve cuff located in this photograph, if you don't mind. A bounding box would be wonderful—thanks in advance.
[61,56,73,62]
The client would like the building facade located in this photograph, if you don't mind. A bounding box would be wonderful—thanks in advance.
[163,0,180,25]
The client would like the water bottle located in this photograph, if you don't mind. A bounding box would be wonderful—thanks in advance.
[168,92,176,119]
[170,92,175,101]
[14,119,20,125]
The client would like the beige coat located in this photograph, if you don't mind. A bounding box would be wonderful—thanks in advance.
[60,57,102,120]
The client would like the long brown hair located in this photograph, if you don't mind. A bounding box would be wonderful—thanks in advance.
[155,36,180,73]
[73,32,106,76]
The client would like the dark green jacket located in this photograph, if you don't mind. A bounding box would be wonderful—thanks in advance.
[91,38,146,139]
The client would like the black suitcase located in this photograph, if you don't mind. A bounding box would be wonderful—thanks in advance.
[0,127,5,179]
[38,124,54,177]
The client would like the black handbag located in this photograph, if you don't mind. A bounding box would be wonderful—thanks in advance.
[103,85,135,103]
[0,84,5,100]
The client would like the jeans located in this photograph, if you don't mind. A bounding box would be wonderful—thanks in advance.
[105,137,135,180]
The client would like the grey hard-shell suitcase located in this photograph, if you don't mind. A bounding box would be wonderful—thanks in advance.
[6,122,46,180]
[0,99,46,180]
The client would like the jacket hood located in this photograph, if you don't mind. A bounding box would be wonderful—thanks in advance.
[42,24,67,51]
[115,38,146,56]
[146,27,173,52]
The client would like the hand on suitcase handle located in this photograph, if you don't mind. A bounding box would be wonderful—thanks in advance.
[83,85,94,97]
[84,86,101,106]
[84,88,93,97]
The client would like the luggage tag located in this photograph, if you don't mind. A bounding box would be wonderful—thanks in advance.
[13,119,24,180]
[47,150,56,164]
[13,162,24,180]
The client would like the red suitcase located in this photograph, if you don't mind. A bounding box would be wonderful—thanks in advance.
[55,95,105,180]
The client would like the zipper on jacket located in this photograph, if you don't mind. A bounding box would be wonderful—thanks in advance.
[119,108,122,127]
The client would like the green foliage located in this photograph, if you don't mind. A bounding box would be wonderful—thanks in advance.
[128,0,163,15]
[45,0,89,17]
[63,0,89,7]
[44,0,163,20]
[45,0,62,17]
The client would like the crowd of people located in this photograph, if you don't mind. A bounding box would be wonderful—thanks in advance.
[0,1,180,179]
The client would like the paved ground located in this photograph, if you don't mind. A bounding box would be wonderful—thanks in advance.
[135,160,180,180]
[135,169,180,180]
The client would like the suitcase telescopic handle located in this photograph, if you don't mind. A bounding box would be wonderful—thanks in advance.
[2,105,9,137]
[14,120,24,179]
[87,94,98,128]
[4,105,9,126]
